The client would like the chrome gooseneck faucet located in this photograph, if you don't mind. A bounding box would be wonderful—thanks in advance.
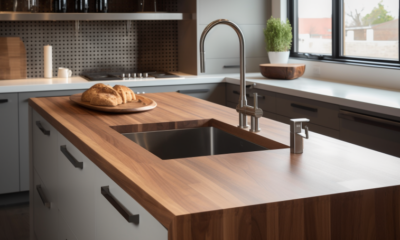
[200,19,263,130]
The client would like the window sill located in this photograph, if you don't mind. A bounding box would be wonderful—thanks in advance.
[290,56,400,71]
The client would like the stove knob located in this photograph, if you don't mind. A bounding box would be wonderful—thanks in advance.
[139,73,143,78]
[136,92,140,94]
[122,73,125,79]
[144,73,148,78]
[142,92,146,94]
[128,73,131,79]
[133,73,137,79]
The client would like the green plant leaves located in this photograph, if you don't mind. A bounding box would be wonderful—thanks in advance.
[264,17,293,52]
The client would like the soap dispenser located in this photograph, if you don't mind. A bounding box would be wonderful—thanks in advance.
[290,118,310,154]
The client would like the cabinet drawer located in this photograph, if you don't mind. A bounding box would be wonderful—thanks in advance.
[0,93,19,194]
[264,112,340,139]
[226,101,237,109]
[33,169,59,240]
[32,110,59,205]
[339,110,400,158]
[95,168,168,240]
[58,134,96,240]
[20,89,85,192]
[275,93,340,130]
[227,84,276,112]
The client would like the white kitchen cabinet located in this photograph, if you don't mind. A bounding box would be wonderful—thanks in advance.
[19,89,85,192]
[32,110,59,207]
[58,214,78,240]
[0,93,19,194]
[31,108,168,240]
[33,169,60,240]
[94,168,168,240]
[57,134,96,240]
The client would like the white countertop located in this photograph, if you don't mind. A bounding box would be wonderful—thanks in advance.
[226,74,400,118]
[1,73,399,118]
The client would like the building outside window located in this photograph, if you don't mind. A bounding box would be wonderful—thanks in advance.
[289,0,399,67]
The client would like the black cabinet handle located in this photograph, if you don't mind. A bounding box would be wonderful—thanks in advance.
[178,89,209,94]
[0,99,8,103]
[101,186,140,225]
[223,65,240,68]
[291,103,318,112]
[36,121,50,136]
[339,110,400,132]
[233,91,265,99]
[36,185,51,209]
[60,145,84,169]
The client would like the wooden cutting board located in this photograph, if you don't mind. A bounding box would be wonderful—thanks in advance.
[0,37,27,80]
[260,63,305,80]
[70,93,157,113]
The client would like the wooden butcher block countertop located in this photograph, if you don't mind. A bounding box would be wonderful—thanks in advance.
[30,92,400,240]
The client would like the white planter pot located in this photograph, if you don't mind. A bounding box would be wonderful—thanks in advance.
[268,51,290,64]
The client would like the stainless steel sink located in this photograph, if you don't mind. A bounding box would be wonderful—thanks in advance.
[122,127,268,160]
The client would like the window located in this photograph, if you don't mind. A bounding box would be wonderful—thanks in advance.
[289,0,400,67]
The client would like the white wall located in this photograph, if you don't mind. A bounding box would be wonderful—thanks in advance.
[271,0,400,91]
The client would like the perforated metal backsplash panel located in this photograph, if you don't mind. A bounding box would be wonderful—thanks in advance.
[0,20,178,78]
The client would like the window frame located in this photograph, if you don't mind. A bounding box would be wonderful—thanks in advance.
[288,0,400,69]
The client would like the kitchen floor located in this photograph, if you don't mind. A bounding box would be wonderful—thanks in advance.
[0,203,29,240]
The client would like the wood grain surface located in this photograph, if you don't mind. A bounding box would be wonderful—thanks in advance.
[0,37,27,80]
[29,92,400,240]
[70,93,157,113]
[260,64,305,80]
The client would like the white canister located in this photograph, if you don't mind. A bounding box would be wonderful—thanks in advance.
[58,68,72,78]
[44,45,53,78]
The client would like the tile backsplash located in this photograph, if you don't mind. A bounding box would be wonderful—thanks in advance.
[0,20,179,78]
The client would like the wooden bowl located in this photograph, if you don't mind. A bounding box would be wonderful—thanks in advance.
[260,63,306,80]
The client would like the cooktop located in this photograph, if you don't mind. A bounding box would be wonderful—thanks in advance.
[81,72,182,81]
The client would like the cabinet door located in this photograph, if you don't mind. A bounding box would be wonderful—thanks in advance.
[275,93,340,130]
[58,211,78,240]
[0,93,19,194]
[19,89,84,191]
[340,110,400,158]
[32,110,59,208]
[57,134,96,240]
[33,169,60,240]
[95,168,168,240]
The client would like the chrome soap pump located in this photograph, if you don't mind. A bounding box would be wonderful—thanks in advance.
[290,118,310,154]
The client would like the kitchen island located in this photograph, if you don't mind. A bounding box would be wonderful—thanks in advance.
[29,92,400,240]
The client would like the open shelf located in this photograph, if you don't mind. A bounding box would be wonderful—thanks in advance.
[0,12,190,21]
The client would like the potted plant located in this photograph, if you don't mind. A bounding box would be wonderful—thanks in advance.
[264,17,293,64]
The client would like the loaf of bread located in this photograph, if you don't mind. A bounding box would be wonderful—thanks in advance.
[81,84,137,107]
[81,83,113,102]
[90,93,120,107]
[114,85,136,102]
[113,85,128,104]
[99,87,123,105]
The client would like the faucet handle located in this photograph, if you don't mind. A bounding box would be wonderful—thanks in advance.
[253,92,258,109]
[297,125,309,139]
[290,118,310,134]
